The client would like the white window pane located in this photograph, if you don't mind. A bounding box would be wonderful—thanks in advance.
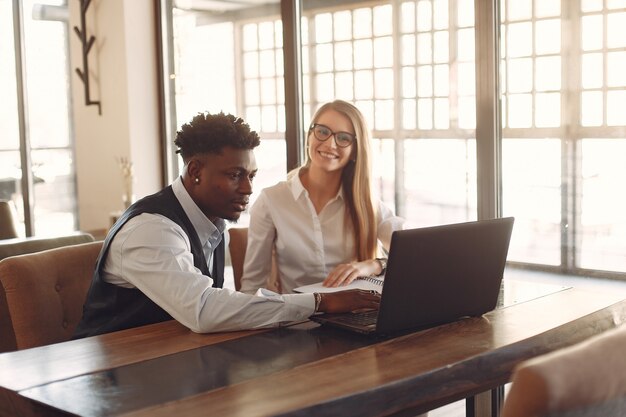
[373,4,392,36]
[581,15,603,51]
[374,36,394,68]
[507,0,532,21]
[335,72,354,100]
[417,0,432,32]
[457,0,474,27]
[277,77,284,104]
[535,56,561,91]
[275,49,284,77]
[607,91,626,126]
[507,58,533,93]
[402,34,416,65]
[403,139,477,228]
[457,62,475,95]
[302,46,309,74]
[315,13,332,43]
[261,105,277,132]
[259,50,275,77]
[334,41,353,71]
[418,98,433,129]
[354,39,373,69]
[333,10,352,41]
[535,0,560,18]
[354,70,374,99]
[417,65,433,97]
[608,0,626,8]
[355,99,374,128]
[371,138,396,208]
[581,91,603,126]
[502,139,561,265]
[535,19,561,55]
[246,106,261,131]
[535,92,561,127]
[401,2,415,32]
[274,21,283,48]
[403,99,417,129]
[301,17,309,45]
[316,73,335,102]
[581,0,602,12]
[433,64,449,96]
[579,139,626,272]
[243,52,258,77]
[374,68,394,99]
[402,66,416,97]
[315,44,333,73]
[507,22,532,57]
[581,53,603,89]
[434,98,449,129]
[353,8,372,38]
[501,95,508,127]
[258,21,274,49]
[245,79,260,105]
[607,51,626,87]
[500,59,507,93]
[242,24,257,51]
[417,33,432,64]
[607,12,626,48]
[457,28,475,62]
[433,0,449,29]
[302,74,310,102]
[374,100,394,130]
[433,31,449,63]
[260,78,276,104]
[458,96,476,129]
[508,93,532,127]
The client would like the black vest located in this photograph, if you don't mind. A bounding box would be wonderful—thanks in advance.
[73,186,224,339]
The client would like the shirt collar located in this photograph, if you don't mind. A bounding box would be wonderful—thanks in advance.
[172,176,225,246]
[288,167,345,202]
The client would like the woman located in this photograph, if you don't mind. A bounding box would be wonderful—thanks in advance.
[240,100,403,294]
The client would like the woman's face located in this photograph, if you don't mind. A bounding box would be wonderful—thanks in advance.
[308,109,355,174]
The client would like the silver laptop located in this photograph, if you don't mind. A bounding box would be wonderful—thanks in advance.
[311,217,515,335]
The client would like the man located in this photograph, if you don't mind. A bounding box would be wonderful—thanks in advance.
[74,112,379,338]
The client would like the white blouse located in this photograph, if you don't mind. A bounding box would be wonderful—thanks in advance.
[241,170,404,294]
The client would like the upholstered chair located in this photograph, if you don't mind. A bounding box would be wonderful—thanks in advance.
[0,241,103,352]
[501,325,626,417]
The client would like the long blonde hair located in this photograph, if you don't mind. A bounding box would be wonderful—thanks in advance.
[305,100,377,261]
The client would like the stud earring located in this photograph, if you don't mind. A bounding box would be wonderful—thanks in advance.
[194,177,200,184]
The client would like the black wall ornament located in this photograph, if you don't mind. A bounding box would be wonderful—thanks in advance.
[73,0,101,115]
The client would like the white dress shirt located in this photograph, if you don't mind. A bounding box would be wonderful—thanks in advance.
[241,169,404,294]
[102,176,314,333]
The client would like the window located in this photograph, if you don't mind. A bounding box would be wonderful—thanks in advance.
[160,0,626,278]
[0,0,77,237]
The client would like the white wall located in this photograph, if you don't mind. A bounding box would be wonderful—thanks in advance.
[69,0,161,233]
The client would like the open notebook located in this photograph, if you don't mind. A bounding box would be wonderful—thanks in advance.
[294,276,384,294]
[306,217,515,336]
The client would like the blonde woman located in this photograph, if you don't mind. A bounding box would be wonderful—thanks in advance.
[241,100,403,294]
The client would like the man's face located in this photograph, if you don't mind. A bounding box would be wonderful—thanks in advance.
[189,146,258,222]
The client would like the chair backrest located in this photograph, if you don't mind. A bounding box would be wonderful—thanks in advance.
[0,232,95,262]
[0,241,103,352]
[501,325,626,417]
[0,200,19,239]
[228,227,279,293]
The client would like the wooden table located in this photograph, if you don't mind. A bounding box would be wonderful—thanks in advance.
[1,282,625,417]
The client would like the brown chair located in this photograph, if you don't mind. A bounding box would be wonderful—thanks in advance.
[501,325,626,417]
[0,241,103,352]
[0,200,19,239]
[0,232,94,262]
[228,227,279,293]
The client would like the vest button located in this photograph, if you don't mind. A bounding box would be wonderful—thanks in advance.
[55,284,62,292]
[62,321,68,328]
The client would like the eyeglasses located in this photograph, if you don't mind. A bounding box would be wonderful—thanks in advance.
[310,124,356,148]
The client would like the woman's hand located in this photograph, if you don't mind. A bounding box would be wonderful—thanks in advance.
[318,289,381,313]
[322,259,382,287]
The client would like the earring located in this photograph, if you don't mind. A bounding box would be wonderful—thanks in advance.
[194,177,200,184]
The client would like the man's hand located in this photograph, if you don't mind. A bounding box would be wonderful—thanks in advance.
[318,289,381,313]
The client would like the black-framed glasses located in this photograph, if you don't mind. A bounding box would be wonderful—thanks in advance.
[310,124,356,148]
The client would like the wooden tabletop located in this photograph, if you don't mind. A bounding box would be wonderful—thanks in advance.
[1,283,625,417]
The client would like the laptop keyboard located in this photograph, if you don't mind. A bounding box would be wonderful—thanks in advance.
[332,310,378,326]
